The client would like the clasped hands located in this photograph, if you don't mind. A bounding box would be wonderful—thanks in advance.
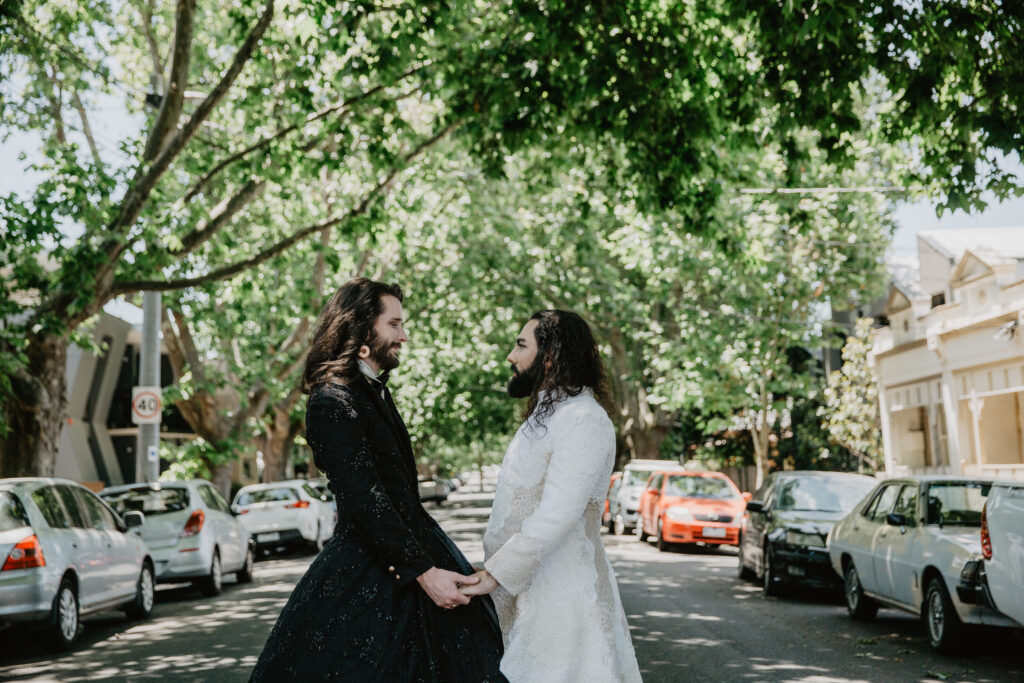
[416,566,499,610]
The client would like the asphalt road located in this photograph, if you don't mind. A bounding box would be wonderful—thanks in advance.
[1,491,1022,682]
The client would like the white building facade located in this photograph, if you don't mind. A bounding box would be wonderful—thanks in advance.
[873,228,1024,481]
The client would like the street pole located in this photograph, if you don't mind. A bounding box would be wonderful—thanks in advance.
[136,290,162,482]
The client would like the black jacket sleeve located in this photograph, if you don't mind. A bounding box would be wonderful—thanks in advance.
[305,385,433,587]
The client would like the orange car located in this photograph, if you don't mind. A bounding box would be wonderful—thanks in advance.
[635,470,750,551]
[602,471,623,528]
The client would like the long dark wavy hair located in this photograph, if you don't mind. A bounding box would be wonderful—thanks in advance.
[524,310,615,426]
[302,278,403,393]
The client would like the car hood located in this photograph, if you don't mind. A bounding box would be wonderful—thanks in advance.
[772,509,846,535]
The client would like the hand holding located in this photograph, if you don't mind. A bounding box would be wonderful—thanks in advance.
[458,569,499,597]
[417,567,478,609]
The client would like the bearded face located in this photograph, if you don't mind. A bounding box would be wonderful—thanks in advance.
[367,329,401,371]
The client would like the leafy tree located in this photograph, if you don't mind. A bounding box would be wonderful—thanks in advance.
[818,317,883,473]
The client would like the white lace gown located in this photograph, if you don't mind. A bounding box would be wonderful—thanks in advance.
[483,390,642,683]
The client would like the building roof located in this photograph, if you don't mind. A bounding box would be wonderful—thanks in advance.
[918,227,1024,261]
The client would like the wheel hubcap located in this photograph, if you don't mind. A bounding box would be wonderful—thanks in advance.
[59,588,77,640]
[846,569,860,608]
[141,568,154,612]
[212,555,222,590]
[614,515,624,535]
[763,551,772,590]
[246,549,254,573]
[929,590,944,640]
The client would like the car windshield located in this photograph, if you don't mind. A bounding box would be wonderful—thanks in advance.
[0,491,29,531]
[625,469,664,487]
[664,476,737,499]
[236,488,297,506]
[925,482,991,526]
[101,487,190,516]
[774,477,875,513]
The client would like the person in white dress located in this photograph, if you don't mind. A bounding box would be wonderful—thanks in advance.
[461,310,642,683]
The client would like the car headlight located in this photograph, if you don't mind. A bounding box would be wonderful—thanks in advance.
[785,530,825,548]
[665,506,694,521]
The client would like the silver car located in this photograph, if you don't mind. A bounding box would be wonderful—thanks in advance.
[101,480,254,597]
[0,478,155,650]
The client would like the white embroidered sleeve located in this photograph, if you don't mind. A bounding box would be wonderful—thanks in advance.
[485,405,613,595]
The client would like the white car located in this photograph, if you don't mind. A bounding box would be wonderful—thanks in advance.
[959,482,1024,628]
[827,476,1020,653]
[232,481,335,554]
[0,478,154,650]
[101,480,254,596]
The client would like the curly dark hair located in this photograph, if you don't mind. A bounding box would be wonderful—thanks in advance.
[523,310,615,425]
[302,278,403,393]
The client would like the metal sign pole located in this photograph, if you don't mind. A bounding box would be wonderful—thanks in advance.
[136,290,162,482]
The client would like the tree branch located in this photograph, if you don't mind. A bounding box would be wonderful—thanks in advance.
[111,120,460,295]
[138,0,165,77]
[169,179,267,258]
[70,90,103,169]
[143,0,196,162]
[182,63,426,203]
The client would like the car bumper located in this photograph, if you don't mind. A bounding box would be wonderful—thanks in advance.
[662,520,741,546]
[0,568,55,625]
[768,543,838,586]
[252,528,305,547]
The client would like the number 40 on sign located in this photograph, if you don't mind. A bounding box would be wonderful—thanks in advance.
[132,386,162,425]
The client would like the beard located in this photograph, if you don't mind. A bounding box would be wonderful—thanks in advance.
[367,332,400,371]
[507,359,544,399]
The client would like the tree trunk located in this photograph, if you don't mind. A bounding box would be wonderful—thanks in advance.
[258,404,303,483]
[210,461,233,499]
[0,334,69,478]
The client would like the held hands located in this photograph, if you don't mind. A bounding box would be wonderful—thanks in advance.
[417,567,478,609]
[458,569,499,597]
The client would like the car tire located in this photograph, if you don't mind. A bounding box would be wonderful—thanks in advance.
[308,523,325,554]
[924,576,964,654]
[843,561,878,620]
[635,517,648,542]
[737,538,756,581]
[656,518,669,552]
[125,562,155,620]
[613,514,626,536]
[49,576,81,651]
[236,544,255,584]
[762,544,782,596]
[198,550,223,597]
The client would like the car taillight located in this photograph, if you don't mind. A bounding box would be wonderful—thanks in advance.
[284,500,310,509]
[981,505,992,560]
[3,535,46,571]
[182,509,205,537]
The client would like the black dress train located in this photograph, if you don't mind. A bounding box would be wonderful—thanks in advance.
[249,379,505,682]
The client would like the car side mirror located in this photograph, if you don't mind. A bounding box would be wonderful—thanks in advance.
[742,492,753,502]
[886,512,906,527]
[746,500,764,513]
[124,511,145,529]
[651,490,660,497]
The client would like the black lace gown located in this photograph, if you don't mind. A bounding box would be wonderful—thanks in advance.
[249,380,505,682]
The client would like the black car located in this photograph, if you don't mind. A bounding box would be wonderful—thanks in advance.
[738,471,876,596]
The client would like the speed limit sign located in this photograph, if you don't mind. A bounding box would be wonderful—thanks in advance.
[131,386,163,425]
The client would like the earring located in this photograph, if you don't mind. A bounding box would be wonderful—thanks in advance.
[358,345,370,358]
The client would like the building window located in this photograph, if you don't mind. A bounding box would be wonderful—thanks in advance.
[931,292,946,308]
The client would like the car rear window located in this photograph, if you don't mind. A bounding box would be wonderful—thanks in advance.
[665,476,737,499]
[0,492,29,531]
[236,488,298,506]
[925,482,991,526]
[102,488,190,516]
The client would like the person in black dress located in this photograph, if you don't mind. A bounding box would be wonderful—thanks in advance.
[249,278,505,682]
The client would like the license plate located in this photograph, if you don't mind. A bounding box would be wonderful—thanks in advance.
[702,527,727,538]
[257,532,280,543]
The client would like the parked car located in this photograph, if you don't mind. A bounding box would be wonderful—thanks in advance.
[232,481,335,554]
[100,480,254,597]
[959,481,1024,627]
[738,471,876,596]
[418,476,448,504]
[635,470,748,551]
[0,478,154,650]
[308,477,337,513]
[608,459,685,536]
[602,472,623,530]
[827,476,1020,653]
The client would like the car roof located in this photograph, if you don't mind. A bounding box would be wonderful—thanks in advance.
[772,471,876,480]
[623,460,684,471]
[235,480,309,492]
[874,475,997,485]
[100,480,208,493]
[0,477,87,491]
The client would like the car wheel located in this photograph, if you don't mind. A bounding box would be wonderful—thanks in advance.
[737,538,756,581]
[613,514,626,536]
[198,550,223,597]
[635,517,648,542]
[843,561,878,620]
[50,576,81,650]
[762,544,781,596]
[235,544,255,584]
[924,576,964,654]
[656,518,669,552]
[308,523,325,554]
[125,562,155,620]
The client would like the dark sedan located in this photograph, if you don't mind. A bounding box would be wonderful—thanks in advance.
[738,471,876,596]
